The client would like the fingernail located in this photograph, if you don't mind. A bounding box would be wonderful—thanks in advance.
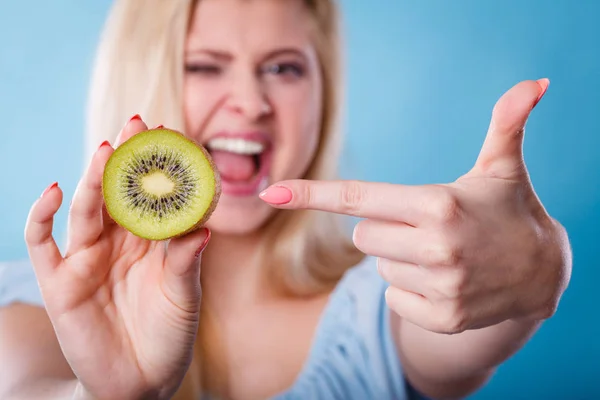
[534,78,550,106]
[42,182,58,197]
[98,140,111,150]
[259,186,293,205]
[129,114,142,122]
[153,125,164,129]
[194,228,211,258]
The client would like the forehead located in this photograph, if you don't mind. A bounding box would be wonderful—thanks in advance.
[187,0,314,52]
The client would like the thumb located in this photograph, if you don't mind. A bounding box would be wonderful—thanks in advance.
[162,227,211,312]
[471,78,549,180]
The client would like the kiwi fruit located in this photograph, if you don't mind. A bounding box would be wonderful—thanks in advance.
[102,127,220,240]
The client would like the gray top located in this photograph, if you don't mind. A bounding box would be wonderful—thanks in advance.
[0,256,427,399]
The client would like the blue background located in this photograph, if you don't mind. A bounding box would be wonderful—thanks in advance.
[1,1,598,399]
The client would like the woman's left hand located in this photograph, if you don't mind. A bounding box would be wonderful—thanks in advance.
[259,79,572,335]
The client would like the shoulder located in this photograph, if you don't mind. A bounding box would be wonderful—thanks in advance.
[338,255,387,300]
[279,256,412,400]
[0,258,45,308]
[333,256,392,344]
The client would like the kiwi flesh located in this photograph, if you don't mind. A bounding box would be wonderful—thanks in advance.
[102,128,220,240]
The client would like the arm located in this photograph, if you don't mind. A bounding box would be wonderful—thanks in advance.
[393,219,572,400]
[260,78,568,400]
[0,303,83,399]
[393,313,540,399]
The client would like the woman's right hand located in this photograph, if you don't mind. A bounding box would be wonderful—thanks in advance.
[24,116,210,400]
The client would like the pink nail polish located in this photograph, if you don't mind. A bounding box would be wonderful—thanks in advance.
[259,186,292,205]
[194,228,211,258]
[534,78,550,106]
[42,182,58,197]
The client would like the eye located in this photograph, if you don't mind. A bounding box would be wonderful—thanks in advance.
[263,62,305,78]
[185,64,222,75]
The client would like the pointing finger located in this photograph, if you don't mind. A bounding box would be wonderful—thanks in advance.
[259,180,435,225]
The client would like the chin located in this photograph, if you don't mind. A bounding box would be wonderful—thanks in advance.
[205,197,276,235]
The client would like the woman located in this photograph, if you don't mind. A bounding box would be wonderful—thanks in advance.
[0,0,572,399]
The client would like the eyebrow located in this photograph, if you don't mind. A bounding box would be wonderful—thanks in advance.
[185,47,307,62]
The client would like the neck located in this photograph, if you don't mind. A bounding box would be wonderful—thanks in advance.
[200,229,273,310]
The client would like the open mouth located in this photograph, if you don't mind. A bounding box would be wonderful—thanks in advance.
[204,134,273,196]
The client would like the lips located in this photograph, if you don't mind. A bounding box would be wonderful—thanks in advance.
[204,132,273,196]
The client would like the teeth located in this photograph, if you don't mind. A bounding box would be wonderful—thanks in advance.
[206,137,265,155]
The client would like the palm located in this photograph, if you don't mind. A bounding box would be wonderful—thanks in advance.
[25,118,209,399]
[40,230,195,398]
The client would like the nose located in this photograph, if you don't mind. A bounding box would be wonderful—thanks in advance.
[225,70,272,120]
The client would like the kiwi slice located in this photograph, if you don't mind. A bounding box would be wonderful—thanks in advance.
[102,128,220,240]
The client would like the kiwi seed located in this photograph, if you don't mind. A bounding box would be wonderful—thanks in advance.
[102,127,220,240]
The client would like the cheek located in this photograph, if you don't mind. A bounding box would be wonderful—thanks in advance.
[183,78,223,135]
[271,82,322,178]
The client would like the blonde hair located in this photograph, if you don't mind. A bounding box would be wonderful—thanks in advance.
[85,0,363,397]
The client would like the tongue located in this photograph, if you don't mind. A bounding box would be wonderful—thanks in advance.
[210,150,256,181]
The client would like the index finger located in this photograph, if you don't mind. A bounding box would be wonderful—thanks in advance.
[114,114,149,147]
[259,179,433,225]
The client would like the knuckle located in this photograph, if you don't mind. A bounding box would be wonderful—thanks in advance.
[301,183,313,208]
[424,240,463,267]
[430,189,462,226]
[24,228,34,244]
[339,180,365,215]
[435,302,469,335]
[435,270,467,300]
[534,294,560,320]
[70,203,93,220]
[543,299,559,319]
[24,223,44,246]
[537,303,558,320]
[509,126,526,141]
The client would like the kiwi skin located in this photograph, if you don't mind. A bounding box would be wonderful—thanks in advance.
[163,128,221,239]
[162,128,221,240]
[101,127,221,241]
